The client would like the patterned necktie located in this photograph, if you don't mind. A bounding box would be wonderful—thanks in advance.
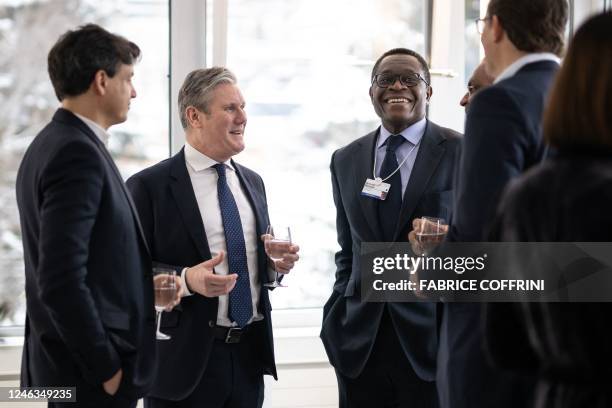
[213,163,253,328]
[378,134,406,241]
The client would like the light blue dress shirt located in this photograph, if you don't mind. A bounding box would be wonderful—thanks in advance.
[374,117,427,198]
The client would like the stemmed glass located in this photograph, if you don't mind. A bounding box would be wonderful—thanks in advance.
[153,267,177,340]
[415,217,448,255]
[263,225,291,288]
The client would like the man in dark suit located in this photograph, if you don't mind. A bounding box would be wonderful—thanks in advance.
[127,67,300,408]
[16,24,162,406]
[416,1,568,407]
[320,48,462,408]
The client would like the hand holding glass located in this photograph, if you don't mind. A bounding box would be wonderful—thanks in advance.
[153,267,177,340]
[263,225,291,288]
[415,217,448,255]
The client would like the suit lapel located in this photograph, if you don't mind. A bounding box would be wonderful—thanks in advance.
[55,109,151,256]
[169,149,212,261]
[354,129,384,242]
[395,121,445,240]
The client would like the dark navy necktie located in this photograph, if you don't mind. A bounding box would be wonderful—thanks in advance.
[213,163,253,328]
[378,134,406,241]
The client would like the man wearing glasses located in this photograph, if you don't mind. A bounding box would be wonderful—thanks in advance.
[320,48,462,407]
[459,60,493,111]
[425,0,569,407]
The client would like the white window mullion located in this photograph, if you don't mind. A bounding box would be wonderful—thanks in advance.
[169,0,207,155]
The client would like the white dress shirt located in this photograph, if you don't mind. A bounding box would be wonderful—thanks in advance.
[494,52,560,84]
[181,142,263,327]
[73,112,110,147]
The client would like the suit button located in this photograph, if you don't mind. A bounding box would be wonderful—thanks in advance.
[208,320,215,327]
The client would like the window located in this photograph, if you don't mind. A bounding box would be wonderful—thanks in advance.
[223,0,428,308]
[0,0,169,327]
[3,0,599,324]
[571,0,609,35]
[464,0,482,85]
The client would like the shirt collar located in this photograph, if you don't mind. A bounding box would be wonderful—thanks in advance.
[377,117,427,149]
[494,52,560,84]
[184,141,234,173]
[73,112,111,147]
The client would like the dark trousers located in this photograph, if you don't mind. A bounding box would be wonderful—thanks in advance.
[335,308,438,408]
[145,332,265,408]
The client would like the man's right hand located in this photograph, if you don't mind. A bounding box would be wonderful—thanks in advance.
[185,251,237,297]
[408,218,426,255]
[103,368,122,396]
[408,217,448,256]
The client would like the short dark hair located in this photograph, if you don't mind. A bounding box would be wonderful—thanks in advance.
[487,0,568,56]
[371,48,431,85]
[48,24,141,101]
[544,12,612,150]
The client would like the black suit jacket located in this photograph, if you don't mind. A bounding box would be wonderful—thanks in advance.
[485,152,612,407]
[16,108,156,402]
[320,120,462,380]
[126,149,276,401]
[439,60,559,408]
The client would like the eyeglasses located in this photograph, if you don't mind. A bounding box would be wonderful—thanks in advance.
[475,17,491,34]
[372,72,429,88]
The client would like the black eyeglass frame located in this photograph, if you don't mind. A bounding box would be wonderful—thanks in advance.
[371,72,430,88]
[475,17,491,34]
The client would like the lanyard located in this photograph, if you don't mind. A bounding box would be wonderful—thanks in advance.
[372,137,420,183]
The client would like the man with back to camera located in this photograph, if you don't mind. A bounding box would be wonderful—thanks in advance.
[15,24,179,407]
[126,67,300,408]
[320,48,462,407]
[409,1,568,407]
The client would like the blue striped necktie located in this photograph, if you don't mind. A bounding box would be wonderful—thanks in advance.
[213,163,253,328]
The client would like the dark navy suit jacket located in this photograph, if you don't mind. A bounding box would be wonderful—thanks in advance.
[16,109,156,402]
[320,120,462,380]
[439,60,560,408]
[126,149,276,401]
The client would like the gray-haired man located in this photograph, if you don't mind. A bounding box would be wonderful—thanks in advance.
[127,67,299,408]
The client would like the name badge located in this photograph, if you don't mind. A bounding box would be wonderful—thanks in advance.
[361,178,391,201]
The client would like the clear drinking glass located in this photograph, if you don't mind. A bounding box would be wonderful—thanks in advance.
[415,216,448,255]
[152,267,177,340]
[263,225,291,288]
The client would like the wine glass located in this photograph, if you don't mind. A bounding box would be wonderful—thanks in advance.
[415,217,448,255]
[263,225,291,288]
[153,267,177,340]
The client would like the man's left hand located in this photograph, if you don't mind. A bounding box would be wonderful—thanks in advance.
[273,244,300,274]
[152,273,183,312]
[260,234,300,274]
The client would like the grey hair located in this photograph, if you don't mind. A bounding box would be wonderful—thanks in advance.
[178,67,237,129]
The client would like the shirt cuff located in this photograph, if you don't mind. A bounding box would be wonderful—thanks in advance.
[181,267,193,297]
